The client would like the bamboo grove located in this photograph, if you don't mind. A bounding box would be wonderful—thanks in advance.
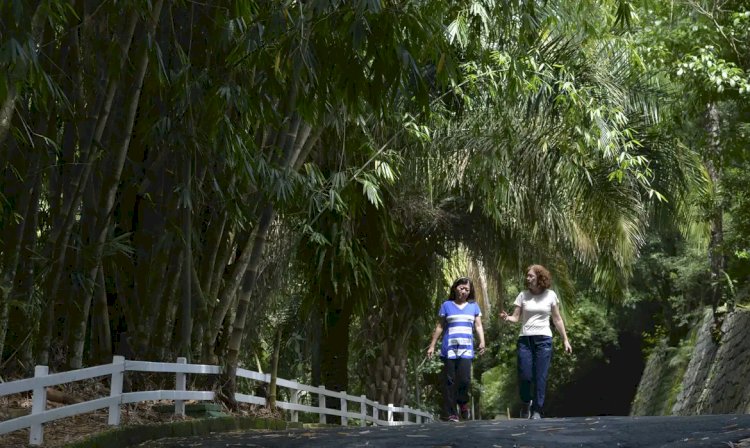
[2,0,749,413]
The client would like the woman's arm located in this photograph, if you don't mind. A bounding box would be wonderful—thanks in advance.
[551,305,572,353]
[427,320,444,358]
[500,305,521,323]
[474,316,486,355]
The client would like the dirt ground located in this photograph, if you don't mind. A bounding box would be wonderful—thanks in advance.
[0,400,191,447]
[0,377,276,448]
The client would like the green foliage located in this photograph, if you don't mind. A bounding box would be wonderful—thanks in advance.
[630,1,750,311]
[546,298,619,395]
[641,324,670,358]
[676,46,750,95]
[626,232,719,346]
[480,364,516,418]
[633,326,697,416]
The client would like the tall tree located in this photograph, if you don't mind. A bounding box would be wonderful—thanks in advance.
[632,0,750,323]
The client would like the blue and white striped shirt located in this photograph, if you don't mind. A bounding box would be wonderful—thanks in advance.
[439,300,482,359]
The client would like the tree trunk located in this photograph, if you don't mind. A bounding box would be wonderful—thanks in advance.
[704,102,727,325]
[190,263,207,360]
[201,223,235,363]
[130,164,179,357]
[37,5,141,366]
[67,0,165,369]
[0,298,8,366]
[217,100,313,406]
[365,292,412,407]
[177,148,193,359]
[0,3,44,145]
[0,145,36,363]
[205,228,256,356]
[152,251,185,360]
[220,205,275,410]
[195,206,228,360]
[2,115,47,369]
[199,208,227,310]
[321,292,354,424]
[0,83,18,146]
[310,304,322,401]
[134,233,174,355]
[268,326,282,410]
[90,265,112,364]
[6,160,42,371]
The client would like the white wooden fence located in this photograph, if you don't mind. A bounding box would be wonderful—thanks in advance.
[0,356,435,445]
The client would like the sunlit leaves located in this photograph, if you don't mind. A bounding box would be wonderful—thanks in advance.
[374,160,396,183]
[446,14,469,48]
[675,47,750,95]
[614,0,635,29]
[404,116,432,143]
[416,1,676,298]
[357,175,382,209]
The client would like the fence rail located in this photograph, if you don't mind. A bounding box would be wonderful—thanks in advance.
[0,356,434,445]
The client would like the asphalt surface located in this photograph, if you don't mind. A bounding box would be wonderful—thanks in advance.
[137,414,750,447]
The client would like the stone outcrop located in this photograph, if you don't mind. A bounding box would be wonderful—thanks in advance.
[692,310,750,414]
[671,309,718,415]
[632,308,750,416]
[630,341,676,416]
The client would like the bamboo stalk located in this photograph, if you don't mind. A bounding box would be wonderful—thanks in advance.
[38,5,141,366]
[68,0,165,369]
[0,4,45,145]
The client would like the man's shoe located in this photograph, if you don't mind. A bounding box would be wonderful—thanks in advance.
[520,401,532,419]
[531,411,542,420]
[459,403,470,420]
[448,414,459,422]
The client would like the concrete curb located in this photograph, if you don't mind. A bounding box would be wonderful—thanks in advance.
[64,416,299,447]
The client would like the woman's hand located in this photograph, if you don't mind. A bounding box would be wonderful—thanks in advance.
[427,345,435,358]
[563,340,573,354]
[499,311,509,321]
[477,343,486,356]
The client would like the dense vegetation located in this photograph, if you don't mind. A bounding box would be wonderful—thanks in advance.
[1,0,748,417]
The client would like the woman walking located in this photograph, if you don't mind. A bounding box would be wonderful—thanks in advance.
[427,277,486,422]
[500,265,572,419]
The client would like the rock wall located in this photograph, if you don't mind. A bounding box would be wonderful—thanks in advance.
[671,309,718,415]
[632,308,750,416]
[630,341,676,416]
[691,310,750,414]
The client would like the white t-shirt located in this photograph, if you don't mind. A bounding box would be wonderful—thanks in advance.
[513,289,559,337]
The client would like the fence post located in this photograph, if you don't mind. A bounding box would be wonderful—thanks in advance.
[359,395,367,427]
[318,386,326,424]
[372,401,378,425]
[29,365,48,446]
[175,357,187,416]
[290,389,299,423]
[340,392,347,426]
[404,405,410,424]
[387,403,394,425]
[108,356,125,425]
[416,411,422,424]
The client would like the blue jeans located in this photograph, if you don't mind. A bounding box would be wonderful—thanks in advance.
[517,335,553,413]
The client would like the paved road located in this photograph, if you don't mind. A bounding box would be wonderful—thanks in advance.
[138,414,750,447]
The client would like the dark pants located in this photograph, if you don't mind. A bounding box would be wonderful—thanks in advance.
[517,335,553,414]
[442,357,472,417]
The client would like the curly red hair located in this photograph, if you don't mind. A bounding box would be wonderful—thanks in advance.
[527,264,552,290]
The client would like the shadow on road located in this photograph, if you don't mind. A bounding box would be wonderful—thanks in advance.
[136,414,750,447]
